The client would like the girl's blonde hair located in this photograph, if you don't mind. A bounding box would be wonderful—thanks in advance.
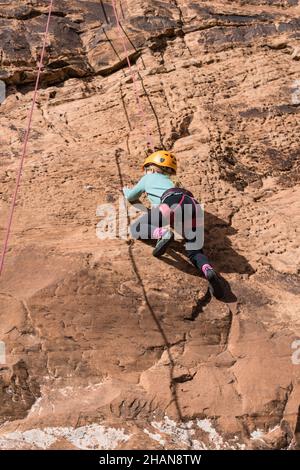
[145,164,182,187]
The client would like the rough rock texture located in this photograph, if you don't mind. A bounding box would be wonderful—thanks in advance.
[0,0,300,450]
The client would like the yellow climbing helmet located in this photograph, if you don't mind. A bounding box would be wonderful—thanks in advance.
[143,150,177,173]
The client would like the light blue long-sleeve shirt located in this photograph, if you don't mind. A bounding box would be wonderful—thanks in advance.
[124,173,175,206]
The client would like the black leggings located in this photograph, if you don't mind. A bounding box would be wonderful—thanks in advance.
[130,193,211,272]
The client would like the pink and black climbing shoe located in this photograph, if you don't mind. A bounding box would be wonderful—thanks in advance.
[202,264,225,300]
[152,229,174,258]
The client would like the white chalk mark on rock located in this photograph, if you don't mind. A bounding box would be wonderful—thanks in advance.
[196,418,224,450]
[0,424,131,450]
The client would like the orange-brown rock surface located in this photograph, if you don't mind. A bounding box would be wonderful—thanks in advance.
[0,0,300,450]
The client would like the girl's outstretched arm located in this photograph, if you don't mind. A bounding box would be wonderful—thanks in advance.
[123,175,147,202]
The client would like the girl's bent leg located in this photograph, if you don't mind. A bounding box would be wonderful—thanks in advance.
[130,207,163,240]
[185,247,211,274]
[186,247,224,299]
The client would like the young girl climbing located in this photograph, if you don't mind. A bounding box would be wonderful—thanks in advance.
[123,150,224,300]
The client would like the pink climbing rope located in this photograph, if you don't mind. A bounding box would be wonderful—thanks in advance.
[111,0,155,151]
[0,0,54,277]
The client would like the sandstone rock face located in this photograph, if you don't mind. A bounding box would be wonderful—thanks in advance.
[0,0,300,450]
